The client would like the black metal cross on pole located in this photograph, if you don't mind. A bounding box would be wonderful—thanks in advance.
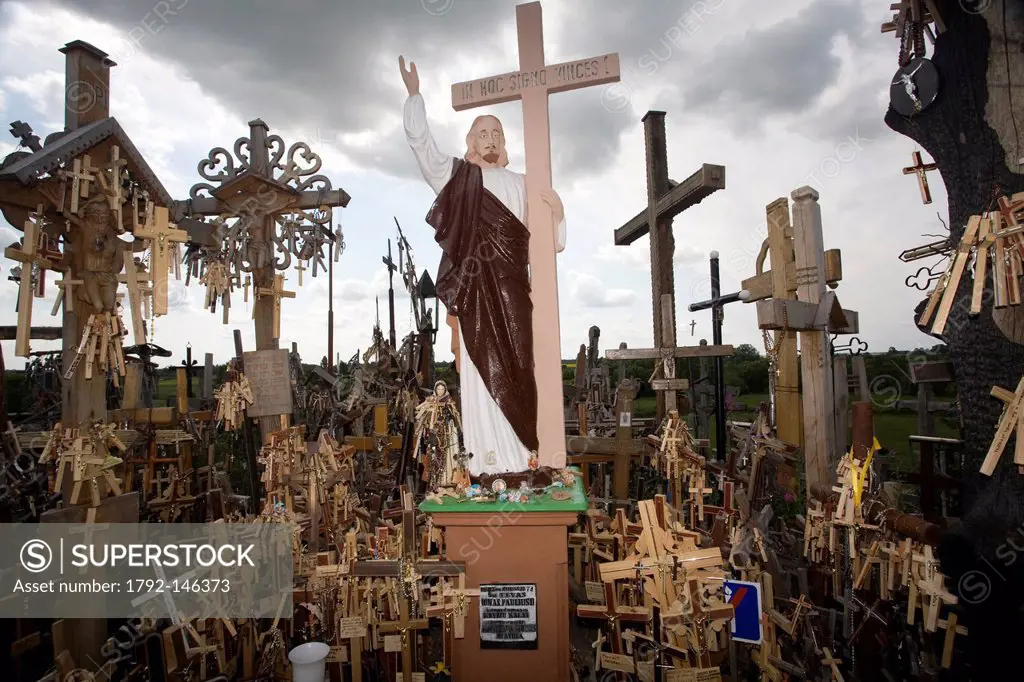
[181,344,198,398]
[688,250,749,462]
[383,239,398,349]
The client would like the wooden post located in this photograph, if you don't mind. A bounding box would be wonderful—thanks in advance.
[792,186,836,493]
[833,355,849,454]
[766,199,802,447]
[851,402,874,461]
[613,381,636,501]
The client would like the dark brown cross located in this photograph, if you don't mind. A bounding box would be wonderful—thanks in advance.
[997,193,1024,227]
[382,239,398,349]
[9,120,41,152]
[614,111,725,420]
[903,151,938,204]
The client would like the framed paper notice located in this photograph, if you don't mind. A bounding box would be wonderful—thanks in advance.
[479,583,537,649]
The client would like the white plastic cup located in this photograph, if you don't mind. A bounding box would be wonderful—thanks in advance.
[288,642,330,682]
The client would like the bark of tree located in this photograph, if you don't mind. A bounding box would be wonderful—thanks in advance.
[886,2,1024,676]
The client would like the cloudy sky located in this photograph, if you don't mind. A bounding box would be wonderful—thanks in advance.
[0,0,949,371]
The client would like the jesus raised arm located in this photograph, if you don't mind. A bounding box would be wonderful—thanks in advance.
[400,55,565,478]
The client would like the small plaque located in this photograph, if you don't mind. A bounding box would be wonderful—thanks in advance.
[243,349,293,417]
[637,661,654,682]
[619,411,632,427]
[384,634,402,652]
[600,652,635,673]
[326,645,347,663]
[585,581,606,603]
[337,617,366,639]
[479,583,537,650]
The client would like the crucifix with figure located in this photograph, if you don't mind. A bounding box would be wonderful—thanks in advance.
[614,111,726,423]
[401,0,619,472]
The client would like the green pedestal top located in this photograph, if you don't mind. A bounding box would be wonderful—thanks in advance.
[418,468,589,513]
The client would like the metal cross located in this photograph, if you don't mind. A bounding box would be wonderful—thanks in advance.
[9,121,41,152]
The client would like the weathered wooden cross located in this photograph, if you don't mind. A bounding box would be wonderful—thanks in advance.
[614,111,726,422]
[51,275,84,316]
[132,206,188,315]
[741,197,843,449]
[5,205,54,357]
[565,379,645,502]
[753,187,858,496]
[606,300,734,442]
[255,274,295,342]
[450,1,620,467]
[903,150,938,204]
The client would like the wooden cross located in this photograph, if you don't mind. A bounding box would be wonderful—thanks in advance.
[576,581,649,681]
[132,206,188,315]
[255,274,295,341]
[51,275,84,316]
[903,151,938,204]
[353,506,463,682]
[741,197,843,448]
[754,187,858,495]
[606,307,734,443]
[65,157,95,214]
[380,596,430,682]
[425,575,480,670]
[5,206,54,357]
[98,146,128,226]
[566,379,645,501]
[117,254,151,344]
[614,110,726,420]
[980,376,1024,475]
[821,647,844,681]
[937,613,967,669]
[450,1,620,467]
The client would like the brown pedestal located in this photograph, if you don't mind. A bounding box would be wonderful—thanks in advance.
[432,510,576,682]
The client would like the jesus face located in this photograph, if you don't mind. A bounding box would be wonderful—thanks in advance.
[466,115,506,168]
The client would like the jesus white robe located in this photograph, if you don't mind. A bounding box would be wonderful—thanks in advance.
[404,92,566,476]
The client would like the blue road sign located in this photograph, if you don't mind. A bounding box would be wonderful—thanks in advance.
[723,579,763,644]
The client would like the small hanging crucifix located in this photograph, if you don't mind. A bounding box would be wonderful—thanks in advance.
[903,151,938,204]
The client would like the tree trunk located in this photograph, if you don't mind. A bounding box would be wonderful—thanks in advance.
[887,2,1024,676]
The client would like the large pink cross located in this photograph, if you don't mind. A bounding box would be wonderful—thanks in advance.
[451,1,620,468]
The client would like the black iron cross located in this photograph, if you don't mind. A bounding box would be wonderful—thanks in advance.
[688,251,749,461]
[830,335,869,355]
[181,344,198,398]
[9,121,41,152]
[383,239,398,349]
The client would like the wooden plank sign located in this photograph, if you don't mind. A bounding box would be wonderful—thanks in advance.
[242,349,293,418]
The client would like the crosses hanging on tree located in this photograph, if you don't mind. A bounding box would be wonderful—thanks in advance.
[881,0,945,65]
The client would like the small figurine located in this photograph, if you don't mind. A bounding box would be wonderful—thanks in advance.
[413,380,464,490]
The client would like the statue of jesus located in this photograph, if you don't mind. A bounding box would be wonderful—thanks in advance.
[399,55,566,477]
